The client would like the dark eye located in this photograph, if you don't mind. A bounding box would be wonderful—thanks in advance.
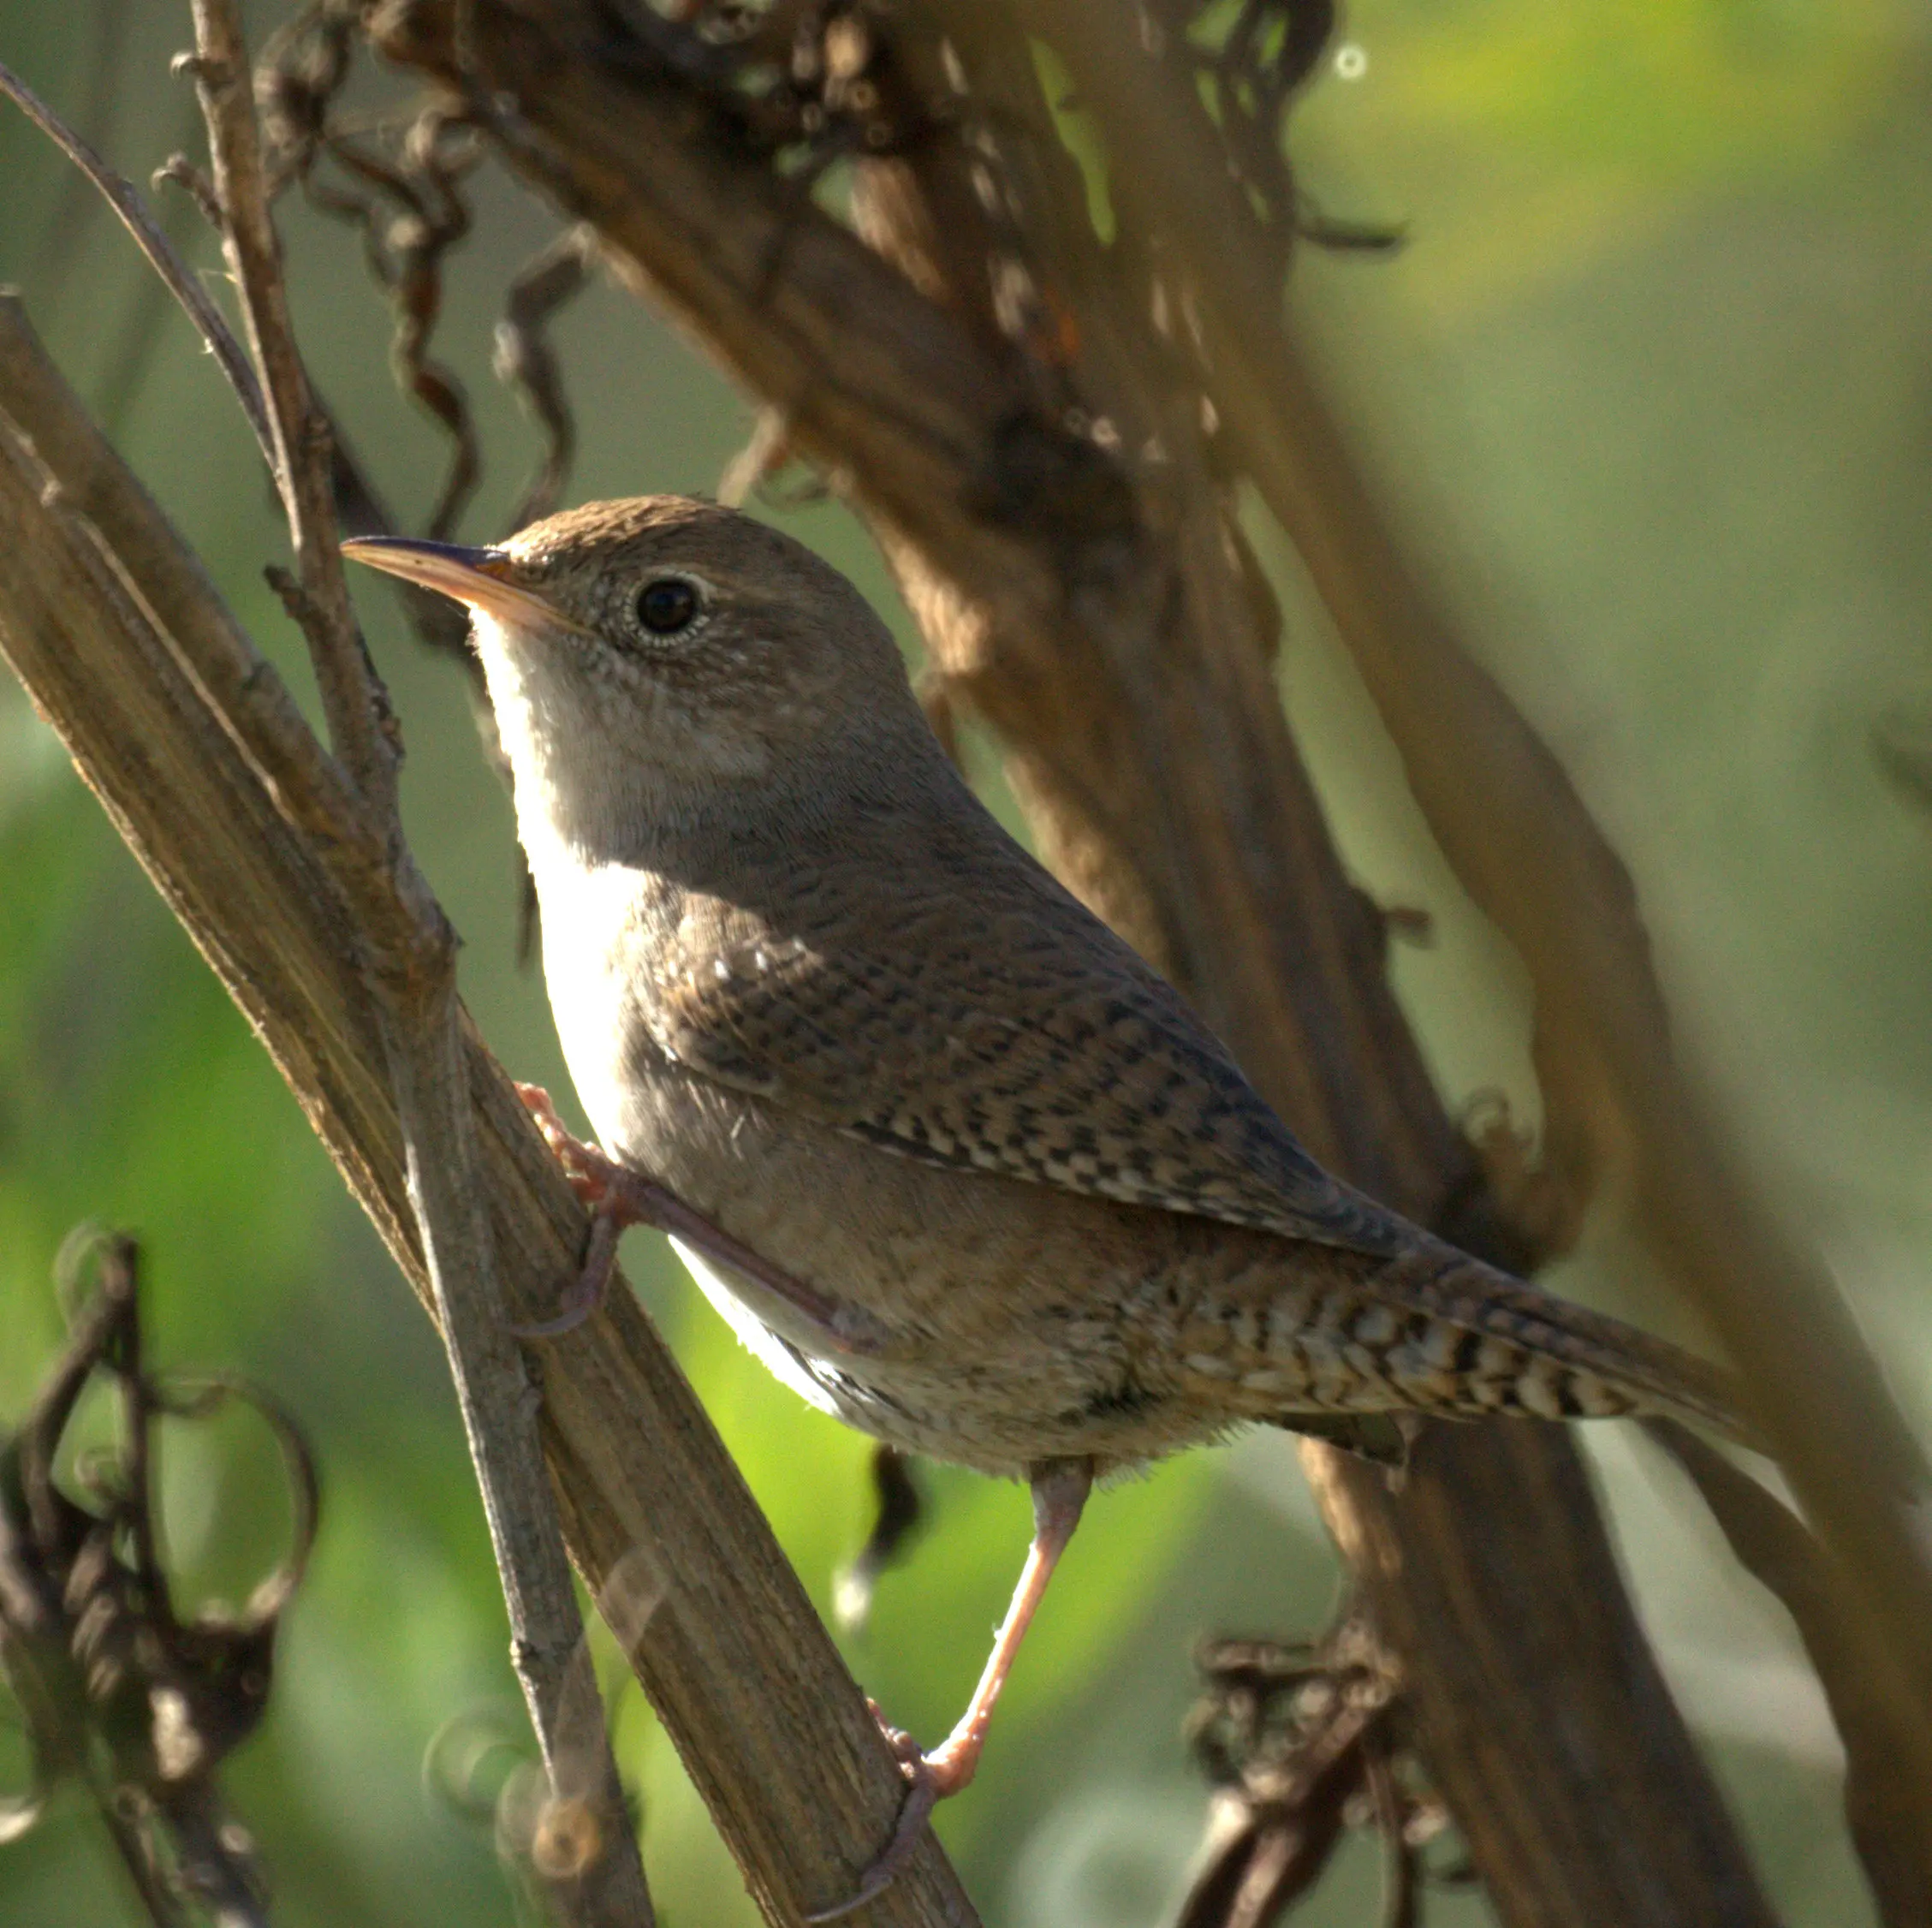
[635,577,700,635]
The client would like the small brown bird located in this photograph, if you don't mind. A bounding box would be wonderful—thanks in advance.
[346,500,1738,1900]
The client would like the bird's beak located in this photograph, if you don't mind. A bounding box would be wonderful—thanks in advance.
[341,536,585,633]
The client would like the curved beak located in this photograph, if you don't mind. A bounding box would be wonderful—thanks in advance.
[341,536,583,633]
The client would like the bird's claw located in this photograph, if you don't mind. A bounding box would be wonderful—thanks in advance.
[802,1707,965,1922]
[514,1080,568,1143]
[515,1083,618,1210]
[512,1084,623,1336]
[505,1253,609,1339]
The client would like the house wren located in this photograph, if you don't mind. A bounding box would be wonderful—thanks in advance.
[345,499,1739,1901]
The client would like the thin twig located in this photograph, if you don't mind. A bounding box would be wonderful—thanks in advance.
[0,54,273,466]
[27,0,132,290]
[379,982,658,1928]
[494,223,597,529]
[0,1235,285,1927]
[0,58,404,897]
[1368,1746,1420,1928]
[155,151,224,229]
[186,0,398,815]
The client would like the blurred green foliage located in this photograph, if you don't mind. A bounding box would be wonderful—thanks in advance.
[0,2,1927,1924]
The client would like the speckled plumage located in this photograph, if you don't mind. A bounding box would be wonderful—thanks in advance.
[352,496,1739,1479]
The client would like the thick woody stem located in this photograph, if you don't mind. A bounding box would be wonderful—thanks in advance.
[0,295,972,1928]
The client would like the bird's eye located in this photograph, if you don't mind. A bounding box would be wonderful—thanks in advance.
[635,577,701,636]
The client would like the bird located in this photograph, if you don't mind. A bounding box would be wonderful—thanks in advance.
[343,497,1741,1909]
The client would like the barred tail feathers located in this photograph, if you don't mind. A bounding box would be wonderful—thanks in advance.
[1374,1251,1745,1439]
[1177,1243,1745,1443]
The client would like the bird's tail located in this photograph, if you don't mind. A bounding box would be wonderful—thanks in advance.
[1358,1243,1746,1442]
[1186,1239,1750,1445]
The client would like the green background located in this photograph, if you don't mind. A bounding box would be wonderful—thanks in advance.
[1,2,1928,1922]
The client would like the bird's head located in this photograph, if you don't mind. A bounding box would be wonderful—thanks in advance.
[344,496,928,860]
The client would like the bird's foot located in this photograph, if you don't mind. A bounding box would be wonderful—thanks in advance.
[508,1202,621,1340]
[803,1708,978,1923]
[516,1083,622,1210]
[509,1086,628,1337]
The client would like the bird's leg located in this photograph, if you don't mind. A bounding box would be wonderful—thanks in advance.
[512,1085,889,1354]
[809,1458,1093,1924]
[919,1459,1094,1793]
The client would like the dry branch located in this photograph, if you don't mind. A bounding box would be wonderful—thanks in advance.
[186,0,396,811]
[0,1232,306,1928]
[0,297,975,1928]
[1650,1420,1932,1923]
[0,53,272,463]
[1020,0,1932,1772]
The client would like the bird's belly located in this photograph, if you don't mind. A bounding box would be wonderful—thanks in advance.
[599,1059,1226,1476]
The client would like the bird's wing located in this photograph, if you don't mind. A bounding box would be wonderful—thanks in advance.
[634,829,1412,1259]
